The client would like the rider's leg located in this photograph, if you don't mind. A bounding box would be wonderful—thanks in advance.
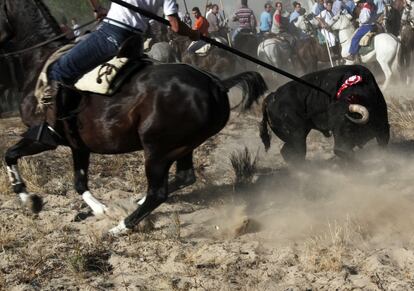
[348,25,372,59]
[41,22,136,116]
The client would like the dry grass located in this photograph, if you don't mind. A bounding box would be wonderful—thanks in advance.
[19,159,45,194]
[229,147,259,187]
[0,225,18,251]
[388,98,414,131]
[302,217,368,273]
[0,163,12,196]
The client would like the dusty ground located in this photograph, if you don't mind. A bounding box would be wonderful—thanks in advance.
[2,90,414,291]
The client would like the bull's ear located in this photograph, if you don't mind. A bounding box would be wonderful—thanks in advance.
[327,100,349,129]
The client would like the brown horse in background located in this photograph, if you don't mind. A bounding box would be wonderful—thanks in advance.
[0,0,267,235]
[169,32,237,77]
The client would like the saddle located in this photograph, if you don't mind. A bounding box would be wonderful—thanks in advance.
[36,35,151,101]
[359,31,376,47]
[75,35,150,95]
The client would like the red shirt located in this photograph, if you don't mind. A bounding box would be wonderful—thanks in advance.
[194,16,209,37]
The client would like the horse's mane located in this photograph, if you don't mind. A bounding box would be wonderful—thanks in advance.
[18,0,62,39]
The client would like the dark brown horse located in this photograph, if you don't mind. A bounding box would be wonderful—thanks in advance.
[0,0,267,235]
[294,37,337,74]
[232,30,259,70]
[169,32,237,77]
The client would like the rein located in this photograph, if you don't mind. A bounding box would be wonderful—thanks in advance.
[0,19,97,58]
[109,0,332,98]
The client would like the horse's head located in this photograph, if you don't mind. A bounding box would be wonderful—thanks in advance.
[295,14,318,34]
[0,0,61,49]
[0,0,13,46]
[331,13,353,31]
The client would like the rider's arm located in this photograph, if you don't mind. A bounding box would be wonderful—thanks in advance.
[359,8,371,24]
[88,0,107,19]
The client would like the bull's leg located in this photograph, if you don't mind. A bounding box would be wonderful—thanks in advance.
[169,151,196,193]
[4,138,56,213]
[109,157,173,235]
[280,132,308,165]
[71,149,107,216]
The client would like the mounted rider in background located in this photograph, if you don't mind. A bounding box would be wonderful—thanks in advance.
[346,0,375,61]
[187,7,209,53]
[42,0,200,128]
[231,0,257,43]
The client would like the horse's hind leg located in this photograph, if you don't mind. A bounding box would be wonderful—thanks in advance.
[71,149,107,217]
[169,151,196,193]
[4,138,56,213]
[109,157,173,235]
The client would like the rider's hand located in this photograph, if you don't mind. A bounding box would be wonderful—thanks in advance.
[94,6,108,21]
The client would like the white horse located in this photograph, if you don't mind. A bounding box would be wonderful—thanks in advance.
[296,14,401,90]
[257,37,295,75]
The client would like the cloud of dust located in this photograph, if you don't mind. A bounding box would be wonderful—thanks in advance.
[217,145,414,248]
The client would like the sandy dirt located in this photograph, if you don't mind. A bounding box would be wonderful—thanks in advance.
[2,90,414,290]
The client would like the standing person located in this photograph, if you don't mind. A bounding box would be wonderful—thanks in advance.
[312,0,326,16]
[187,7,210,53]
[332,0,345,15]
[71,18,81,37]
[271,2,286,34]
[289,2,302,23]
[207,4,222,37]
[343,0,356,14]
[259,3,273,36]
[177,4,192,27]
[205,3,213,17]
[42,0,200,122]
[317,0,341,58]
[346,0,375,61]
[232,0,257,43]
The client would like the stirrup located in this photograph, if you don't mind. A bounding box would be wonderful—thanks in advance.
[22,122,62,147]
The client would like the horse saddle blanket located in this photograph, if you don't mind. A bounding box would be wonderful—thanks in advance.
[35,46,151,99]
[192,42,212,56]
[192,37,227,56]
[359,31,376,47]
[74,57,150,95]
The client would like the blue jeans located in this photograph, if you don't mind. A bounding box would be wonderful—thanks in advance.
[48,22,136,85]
[349,24,373,56]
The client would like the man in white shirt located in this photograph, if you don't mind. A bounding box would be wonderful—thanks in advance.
[45,0,200,112]
[317,0,338,48]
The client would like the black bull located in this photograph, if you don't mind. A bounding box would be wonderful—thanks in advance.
[260,65,390,163]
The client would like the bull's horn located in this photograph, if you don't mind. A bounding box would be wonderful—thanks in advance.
[346,104,369,124]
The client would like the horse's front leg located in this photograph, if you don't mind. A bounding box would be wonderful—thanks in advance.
[71,149,107,216]
[4,138,56,213]
[109,157,172,235]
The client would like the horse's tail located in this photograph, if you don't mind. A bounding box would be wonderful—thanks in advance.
[259,98,271,152]
[221,72,268,111]
[393,36,402,74]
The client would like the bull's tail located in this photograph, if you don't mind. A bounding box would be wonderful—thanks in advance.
[221,72,268,111]
[259,99,271,152]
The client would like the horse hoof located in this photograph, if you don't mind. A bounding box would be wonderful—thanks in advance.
[109,220,131,236]
[21,194,43,214]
